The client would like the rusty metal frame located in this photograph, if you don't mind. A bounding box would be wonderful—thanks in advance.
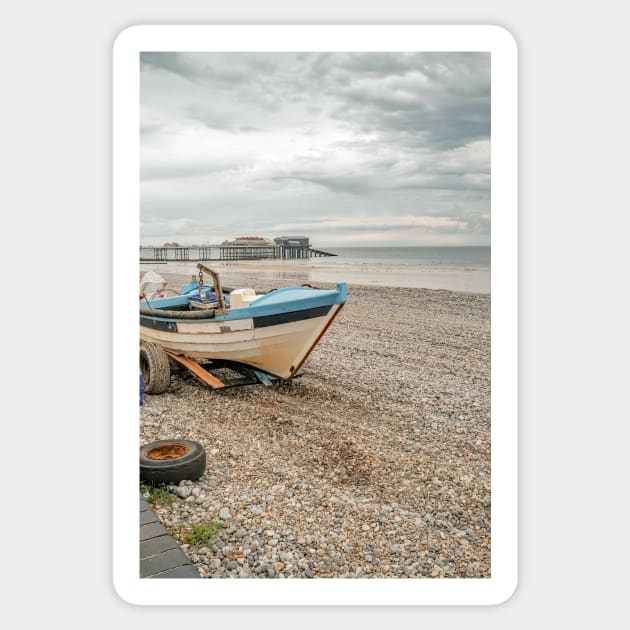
[166,351,304,390]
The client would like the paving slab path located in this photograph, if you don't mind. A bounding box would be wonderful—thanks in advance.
[140,496,200,578]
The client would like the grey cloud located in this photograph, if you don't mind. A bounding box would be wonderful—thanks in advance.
[140,52,250,84]
[331,90,489,150]
[141,162,235,181]
[302,52,491,149]
[269,174,373,195]
[140,123,162,137]
[140,52,202,81]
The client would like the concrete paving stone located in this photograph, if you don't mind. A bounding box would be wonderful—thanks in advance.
[140,521,168,542]
[140,509,160,526]
[141,548,192,577]
[140,535,180,559]
[147,564,201,579]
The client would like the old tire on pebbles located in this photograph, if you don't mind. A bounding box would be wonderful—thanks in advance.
[140,342,171,394]
[140,439,206,485]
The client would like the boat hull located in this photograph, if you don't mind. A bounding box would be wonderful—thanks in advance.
[139,284,346,379]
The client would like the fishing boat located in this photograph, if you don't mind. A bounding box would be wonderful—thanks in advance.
[140,263,347,393]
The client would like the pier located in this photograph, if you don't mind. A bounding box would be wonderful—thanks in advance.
[140,240,337,262]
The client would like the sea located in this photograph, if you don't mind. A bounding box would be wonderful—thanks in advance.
[140,246,490,294]
[304,246,490,293]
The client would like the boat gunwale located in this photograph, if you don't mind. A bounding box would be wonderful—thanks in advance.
[140,283,347,323]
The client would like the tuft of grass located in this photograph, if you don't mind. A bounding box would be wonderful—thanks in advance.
[174,520,225,548]
[140,482,174,507]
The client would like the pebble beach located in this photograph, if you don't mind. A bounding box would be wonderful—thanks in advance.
[140,267,491,579]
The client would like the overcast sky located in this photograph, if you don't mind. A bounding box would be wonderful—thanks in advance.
[140,52,490,248]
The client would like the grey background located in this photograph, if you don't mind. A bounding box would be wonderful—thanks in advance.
[3,0,627,627]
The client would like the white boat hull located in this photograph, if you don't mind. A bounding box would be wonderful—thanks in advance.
[140,303,344,379]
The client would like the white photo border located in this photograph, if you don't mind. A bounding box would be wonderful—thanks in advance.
[113,24,518,606]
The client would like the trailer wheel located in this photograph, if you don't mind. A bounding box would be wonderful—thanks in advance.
[140,342,171,394]
[140,439,206,484]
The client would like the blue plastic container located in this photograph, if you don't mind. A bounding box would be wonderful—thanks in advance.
[140,371,144,406]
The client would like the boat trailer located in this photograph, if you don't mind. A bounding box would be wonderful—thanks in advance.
[165,350,304,390]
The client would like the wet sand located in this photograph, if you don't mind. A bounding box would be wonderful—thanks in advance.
[140,259,490,294]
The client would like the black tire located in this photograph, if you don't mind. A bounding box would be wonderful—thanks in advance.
[140,439,206,484]
[140,342,171,394]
